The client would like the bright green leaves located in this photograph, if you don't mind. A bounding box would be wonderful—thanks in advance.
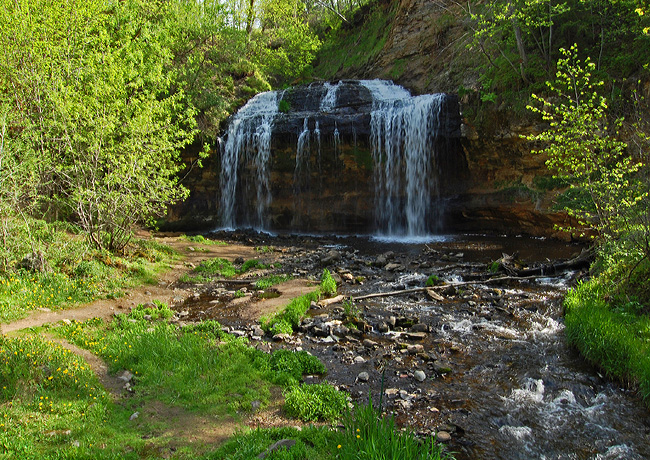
[526,45,648,255]
[0,0,196,252]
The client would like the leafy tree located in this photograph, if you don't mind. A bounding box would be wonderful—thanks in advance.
[0,0,197,252]
[526,45,649,261]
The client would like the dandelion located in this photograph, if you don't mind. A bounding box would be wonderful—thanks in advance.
[337,445,341,449]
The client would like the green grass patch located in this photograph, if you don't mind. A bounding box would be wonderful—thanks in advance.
[180,257,273,283]
[0,234,177,323]
[269,349,326,387]
[255,274,293,290]
[179,234,227,245]
[261,270,338,335]
[209,425,342,460]
[283,383,349,422]
[337,398,455,459]
[0,334,146,458]
[56,313,272,416]
[564,278,650,402]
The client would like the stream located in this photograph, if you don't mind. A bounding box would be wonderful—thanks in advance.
[176,231,650,459]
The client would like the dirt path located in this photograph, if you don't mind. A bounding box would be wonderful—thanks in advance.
[0,236,258,334]
[1,234,305,454]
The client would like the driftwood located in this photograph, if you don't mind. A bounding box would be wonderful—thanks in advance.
[352,275,556,301]
[498,248,593,277]
[213,279,257,285]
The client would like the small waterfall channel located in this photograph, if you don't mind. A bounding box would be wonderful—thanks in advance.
[217,80,461,236]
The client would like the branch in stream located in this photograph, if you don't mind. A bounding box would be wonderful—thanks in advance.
[351,275,555,301]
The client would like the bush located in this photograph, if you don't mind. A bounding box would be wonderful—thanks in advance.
[270,349,326,385]
[283,383,348,422]
[321,268,337,296]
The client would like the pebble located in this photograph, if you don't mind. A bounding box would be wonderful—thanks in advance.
[414,370,427,382]
[129,411,139,421]
[357,372,370,382]
[354,356,365,364]
[436,431,452,443]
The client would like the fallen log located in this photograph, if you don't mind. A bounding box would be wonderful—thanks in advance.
[352,275,554,301]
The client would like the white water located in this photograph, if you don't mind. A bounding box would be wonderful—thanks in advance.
[219,91,279,229]
[320,81,341,112]
[219,80,451,233]
[361,80,446,238]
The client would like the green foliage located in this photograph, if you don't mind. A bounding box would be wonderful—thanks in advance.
[564,277,650,402]
[269,349,326,386]
[261,290,320,333]
[58,313,273,415]
[283,383,348,422]
[255,274,293,289]
[320,268,337,296]
[337,398,454,460]
[0,334,148,458]
[278,99,292,113]
[527,44,648,248]
[426,274,441,287]
[128,300,174,321]
[210,425,342,460]
[179,234,227,246]
[0,0,197,253]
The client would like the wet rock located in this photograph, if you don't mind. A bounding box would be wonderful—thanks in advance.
[432,361,452,374]
[354,356,365,364]
[405,332,427,341]
[436,431,452,443]
[251,325,265,338]
[385,263,404,271]
[362,339,378,348]
[410,323,429,333]
[320,250,341,266]
[396,316,418,328]
[357,372,370,382]
[442,285,457,296]
[407,344,424,354]
[377,322,390,333]
[414,370,427,382]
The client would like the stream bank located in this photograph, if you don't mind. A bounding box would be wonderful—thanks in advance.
[172,231,650,460]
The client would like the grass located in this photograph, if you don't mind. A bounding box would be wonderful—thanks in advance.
[564,277,650,402]
[337,398,455,460]
[0,334,145,459]
[255,274,293,290]
[210,398,455,459]
[284,383,349,422]
[179,234,227,246]
[261,269,338,335]
[179,257,273,283]
[0,238,177,323]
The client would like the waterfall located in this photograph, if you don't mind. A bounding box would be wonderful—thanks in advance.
[219,91,279,229]
[361,80,445,238]
[216,80,459,235]
[320,81,341,112]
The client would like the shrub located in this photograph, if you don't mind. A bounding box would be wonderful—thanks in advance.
[283,383,348,422]
[321,269,337,296]
[270,349,326,385]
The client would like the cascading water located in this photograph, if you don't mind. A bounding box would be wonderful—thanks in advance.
[362,80,446,238]
[217,80,460,233]
[219,91,279,229]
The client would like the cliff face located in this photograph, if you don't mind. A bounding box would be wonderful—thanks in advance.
[166,0,574,238]
[322,0,574,239]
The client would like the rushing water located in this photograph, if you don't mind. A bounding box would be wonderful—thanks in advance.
[181,231,650,459]
[219,91,280,229]
[217,80,456,235]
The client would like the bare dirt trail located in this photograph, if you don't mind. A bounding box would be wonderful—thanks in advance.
[1,234,306,454]
[0,235,258,335]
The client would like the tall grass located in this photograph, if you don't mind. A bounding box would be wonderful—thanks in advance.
[564,279,650,402]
